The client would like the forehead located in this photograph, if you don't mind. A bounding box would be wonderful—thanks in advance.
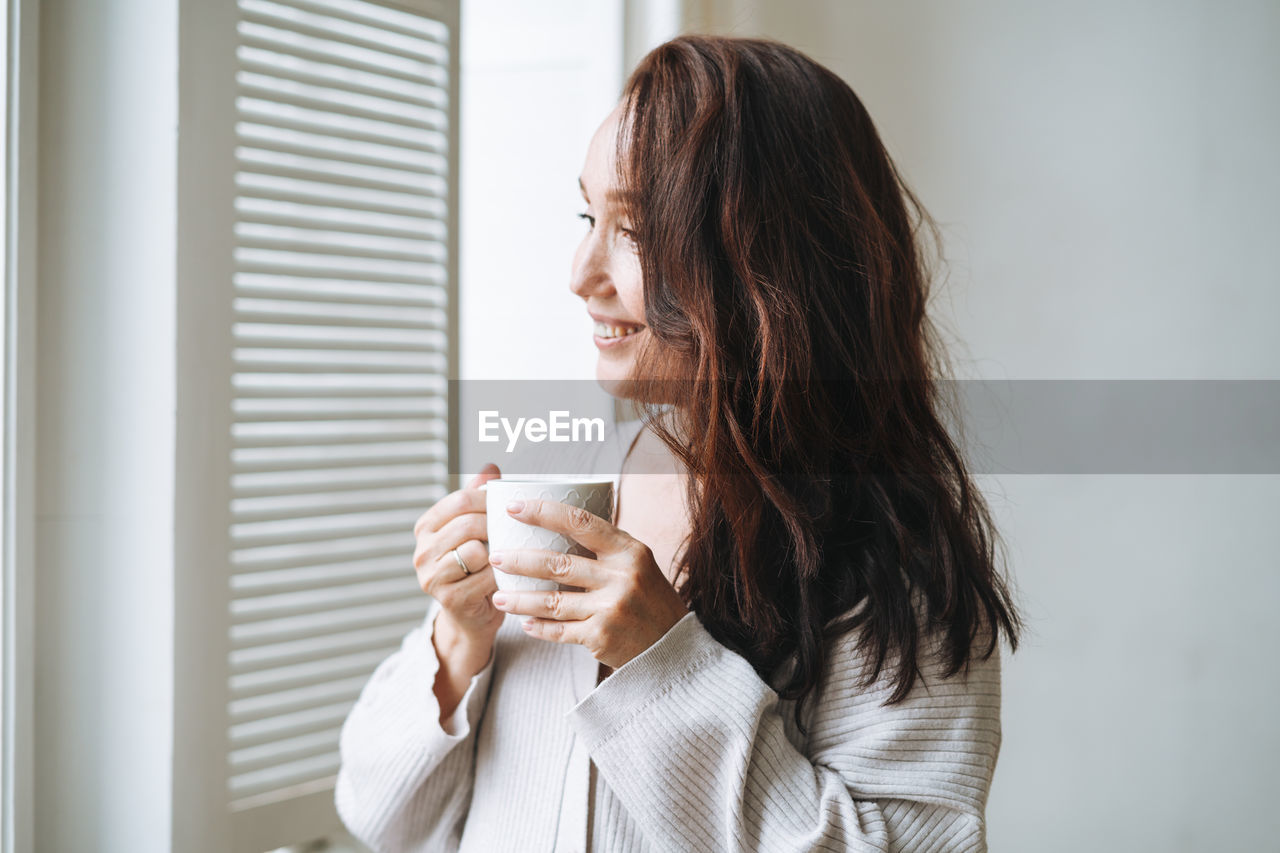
[580,106,625,196]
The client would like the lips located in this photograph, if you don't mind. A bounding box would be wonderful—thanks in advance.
[591,318,645,350]
[588,310,645,348]
[593,320,644,339]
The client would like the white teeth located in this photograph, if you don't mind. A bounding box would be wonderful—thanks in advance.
[594,321,643,339]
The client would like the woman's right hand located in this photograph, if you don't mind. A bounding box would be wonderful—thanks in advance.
[412,463,504,643]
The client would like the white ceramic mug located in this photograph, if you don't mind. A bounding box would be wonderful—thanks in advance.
[479,477,616,621]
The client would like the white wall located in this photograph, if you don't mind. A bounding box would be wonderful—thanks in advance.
[682,2,1280,850]
[458,0,624,384]
[689,0,1280,381]
[457,0,636,473]
[34,0,177,850]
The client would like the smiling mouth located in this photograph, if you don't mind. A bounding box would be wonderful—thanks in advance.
[593,321,644,340]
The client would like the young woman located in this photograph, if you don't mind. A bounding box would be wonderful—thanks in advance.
[336,35,1021,853]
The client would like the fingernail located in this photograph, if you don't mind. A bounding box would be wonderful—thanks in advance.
[506,499,525,514]
[489,550,504,566]
[492,593,509,608]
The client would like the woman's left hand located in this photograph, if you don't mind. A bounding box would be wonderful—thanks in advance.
[487,496,688,670]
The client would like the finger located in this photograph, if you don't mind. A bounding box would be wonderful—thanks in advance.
[468,463,501,490]
[413,511,488,570]
[421,539,494,598]
[414,489,483,539]
[413,464,499,538]
[520,616,586,645]
[426,557,498,611]
[487,548,600,589]
[445,538,493,583]
[491,587,593,621]
[503,497,631,556]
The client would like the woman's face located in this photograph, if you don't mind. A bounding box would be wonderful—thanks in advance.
[570,105,650,387]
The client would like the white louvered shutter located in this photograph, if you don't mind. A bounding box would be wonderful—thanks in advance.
[206,0,460,849]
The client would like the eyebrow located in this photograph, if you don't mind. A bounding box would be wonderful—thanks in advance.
[579,176,628,202]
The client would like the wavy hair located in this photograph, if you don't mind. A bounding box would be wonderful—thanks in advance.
[615,35,1022,736]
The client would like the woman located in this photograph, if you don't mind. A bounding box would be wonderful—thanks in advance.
[336,34,1021,853]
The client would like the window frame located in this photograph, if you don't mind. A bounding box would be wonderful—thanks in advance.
[2,0,38,850]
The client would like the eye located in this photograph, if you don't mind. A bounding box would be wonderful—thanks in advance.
[577,211,595,230]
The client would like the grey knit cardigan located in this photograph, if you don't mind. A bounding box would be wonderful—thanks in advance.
[335,418,1003,852]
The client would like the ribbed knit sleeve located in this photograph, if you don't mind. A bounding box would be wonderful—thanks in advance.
[335,597,495,853]
[565,610,1000,853]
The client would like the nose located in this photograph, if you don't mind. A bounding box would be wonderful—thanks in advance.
[569,229,612,301]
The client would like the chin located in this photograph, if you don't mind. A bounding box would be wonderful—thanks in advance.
[594,338,687,405]
[595,360,637,398]
[596,370,680,409]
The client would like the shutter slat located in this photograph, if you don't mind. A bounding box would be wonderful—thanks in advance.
[234,297,446,326]
[237,44,445,109]
[236,222,446,261]
[237,95,443,151]
[234,417,447,439]
[236,246,447,284]
[233,470,446,497]
[233,440,446,468]
[231,557,411,597]
[230,726,345,774]
[238,123,444,177]
[240,0,447,66]
[239,71,446,132]
[233,532,409,572]
[236,247,445,282]
[235,272,446,305]
[231,506,424,545]
[229,619,422,671]
[229,752,343,800]
[236,105,444,166]
[232,577,418,619]
[234,324,445,348]
[233,349,446,372]
[233,381,445,399]
[237,172,445,217]
[234,402,446,425]
[233,468,444,498]
[237,144,446,196]
[233,421,447,447]
[231,648,392,698]
[285,0,449,44]
[235,195,446,240]
[229,677,368,723]
[232,484,439,520]
[239,22,444,89]
[231,597,429,649]
[230,700,355,750]
[231,728,343,780]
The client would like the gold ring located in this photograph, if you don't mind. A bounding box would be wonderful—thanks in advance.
[452,547,473,576]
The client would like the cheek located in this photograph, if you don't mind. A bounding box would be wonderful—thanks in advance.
[615,255,645,316]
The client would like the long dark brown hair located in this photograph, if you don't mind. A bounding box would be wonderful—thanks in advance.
[615,35,1022,736]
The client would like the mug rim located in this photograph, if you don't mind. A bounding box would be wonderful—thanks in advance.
[479,477,616,489]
